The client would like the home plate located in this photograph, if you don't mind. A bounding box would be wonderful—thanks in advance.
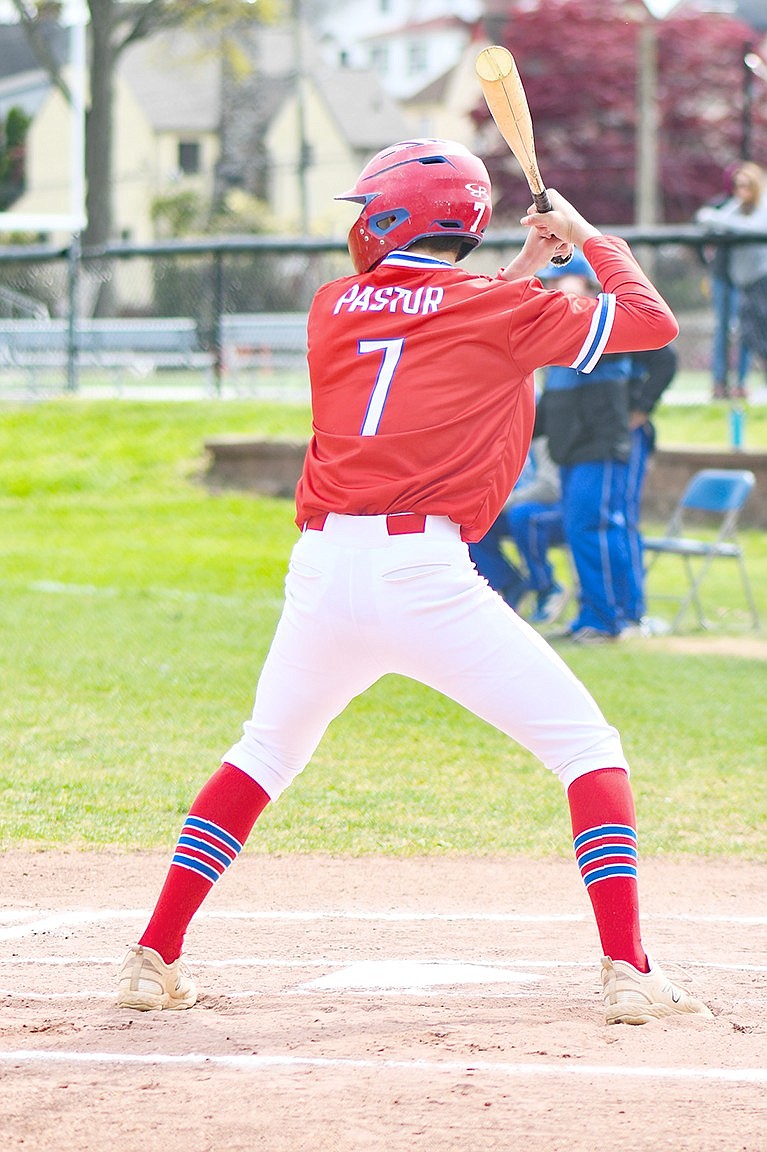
[301,961,543,991]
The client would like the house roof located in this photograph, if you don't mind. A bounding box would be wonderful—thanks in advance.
[119,31,221,133]
[0,21,68,80]
[362,15,472,43]
[312,65,411,149]
[0,67,50,117]
[405,67,453,105]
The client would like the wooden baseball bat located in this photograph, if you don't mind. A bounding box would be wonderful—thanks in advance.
[475,44,572,266]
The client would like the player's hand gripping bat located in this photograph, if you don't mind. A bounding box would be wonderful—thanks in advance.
[475,45,572,266]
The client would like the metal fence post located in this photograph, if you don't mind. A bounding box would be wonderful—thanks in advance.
[66,233,81,392]
[213,249,224,396]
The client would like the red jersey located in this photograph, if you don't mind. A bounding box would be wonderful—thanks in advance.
[295,235,678,542]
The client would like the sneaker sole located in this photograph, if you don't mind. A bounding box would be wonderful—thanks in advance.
[605,995,712,1025]
[117,989,196,1011]
[606,1003,678,1025]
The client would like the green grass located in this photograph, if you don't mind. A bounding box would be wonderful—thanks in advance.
[655,384,767,449]
[0,397,765,858]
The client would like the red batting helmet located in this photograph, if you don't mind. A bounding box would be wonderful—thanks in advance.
[336,139,492,273]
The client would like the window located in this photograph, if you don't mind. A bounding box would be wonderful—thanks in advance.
[370,45,389,73]
[178,140,200,175]
[407,41,428,75]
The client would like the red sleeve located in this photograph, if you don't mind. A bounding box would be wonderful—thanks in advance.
[505,235,678,378]
[582,235,679,351]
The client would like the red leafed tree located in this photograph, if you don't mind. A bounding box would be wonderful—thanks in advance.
[476,0,766,225]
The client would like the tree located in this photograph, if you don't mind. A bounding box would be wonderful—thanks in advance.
[0,107,31,210]
[12,0,280,250]
[476,0,766,225]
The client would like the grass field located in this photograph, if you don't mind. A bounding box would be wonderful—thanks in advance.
[0,396,765,858]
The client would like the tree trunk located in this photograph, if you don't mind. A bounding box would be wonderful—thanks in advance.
[83,0,117,315]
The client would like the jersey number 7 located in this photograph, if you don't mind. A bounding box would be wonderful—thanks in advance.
[358,338,405,436]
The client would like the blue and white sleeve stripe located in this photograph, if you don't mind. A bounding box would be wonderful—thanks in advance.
[570,293,616,373]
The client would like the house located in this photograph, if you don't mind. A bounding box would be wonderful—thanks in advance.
[318,0,482,101]
[4,17,414,244]
[263,62,413,235]
[117,32,221,242]
[213,19,413,235]
[8,29,221,244]
[313,0,488,189]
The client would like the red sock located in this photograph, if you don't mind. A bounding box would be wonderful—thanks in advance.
[567,767,648,971]
[139,762,270,963]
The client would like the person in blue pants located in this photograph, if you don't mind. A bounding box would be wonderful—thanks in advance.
[509,496,568,624]
[695,164,751,399]
[536,253,635,644]
[623,346,677,626]
[469,428,569,622]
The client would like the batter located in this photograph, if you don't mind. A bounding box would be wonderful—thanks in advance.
[117,139,711,1026]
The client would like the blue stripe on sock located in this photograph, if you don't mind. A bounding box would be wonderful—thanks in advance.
[172,852,220,884]
[573,823,637,851]
[177,834,233,869]
[185,814,242,854]
[577,843,638,869]
[581,863,638,887]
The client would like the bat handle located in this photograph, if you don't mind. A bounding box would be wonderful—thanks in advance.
[533,189,573,266]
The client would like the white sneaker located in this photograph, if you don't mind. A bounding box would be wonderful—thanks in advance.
[620,616,670,639]
[529,585,570,626]
[117,944,197,1011]
[551,625,619,645]
[601,955,712,1025]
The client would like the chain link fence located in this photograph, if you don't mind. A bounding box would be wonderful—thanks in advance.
[0,229,762,401]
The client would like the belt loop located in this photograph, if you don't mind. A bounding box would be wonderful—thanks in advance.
[386,512,427,536]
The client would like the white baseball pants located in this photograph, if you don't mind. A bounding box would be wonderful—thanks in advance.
[224,513,628,800]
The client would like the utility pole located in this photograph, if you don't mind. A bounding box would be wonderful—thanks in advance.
[635,11,660,231]
[743,50,767,162]
[293,0,311,234]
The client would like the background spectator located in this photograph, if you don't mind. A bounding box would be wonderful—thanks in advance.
[536,253,635,644]
[697,161,767,394]
[470,422,569,623]
[696,163,751,400]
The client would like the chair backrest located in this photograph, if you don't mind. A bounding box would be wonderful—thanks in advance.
[680,469,756,515]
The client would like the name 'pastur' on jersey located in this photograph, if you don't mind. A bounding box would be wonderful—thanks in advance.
[333,284,444,316]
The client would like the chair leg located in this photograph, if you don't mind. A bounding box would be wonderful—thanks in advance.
[736,555,761,630]
[671,555,709,631]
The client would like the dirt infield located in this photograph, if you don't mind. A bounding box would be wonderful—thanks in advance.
[1,851,765,1151]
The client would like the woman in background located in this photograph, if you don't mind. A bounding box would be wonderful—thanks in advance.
[697,162,767,391]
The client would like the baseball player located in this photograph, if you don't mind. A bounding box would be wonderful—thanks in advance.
[117,139,711,1025]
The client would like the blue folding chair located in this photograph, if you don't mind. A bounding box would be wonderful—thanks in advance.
[643,468,760,632]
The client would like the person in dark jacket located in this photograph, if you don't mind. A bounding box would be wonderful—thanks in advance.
[536,253,635,643]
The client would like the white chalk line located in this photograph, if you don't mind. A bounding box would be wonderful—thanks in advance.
[1,1049,765,1085]
[2,906,766,942]
[0,987,551,1004]
[1,955,765,973]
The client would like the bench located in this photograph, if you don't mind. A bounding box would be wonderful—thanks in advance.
[0,317,214,390]
[0,314,309,395]
[220,313,308,374]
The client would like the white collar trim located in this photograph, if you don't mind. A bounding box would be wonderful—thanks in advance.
[381,250,453,268]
